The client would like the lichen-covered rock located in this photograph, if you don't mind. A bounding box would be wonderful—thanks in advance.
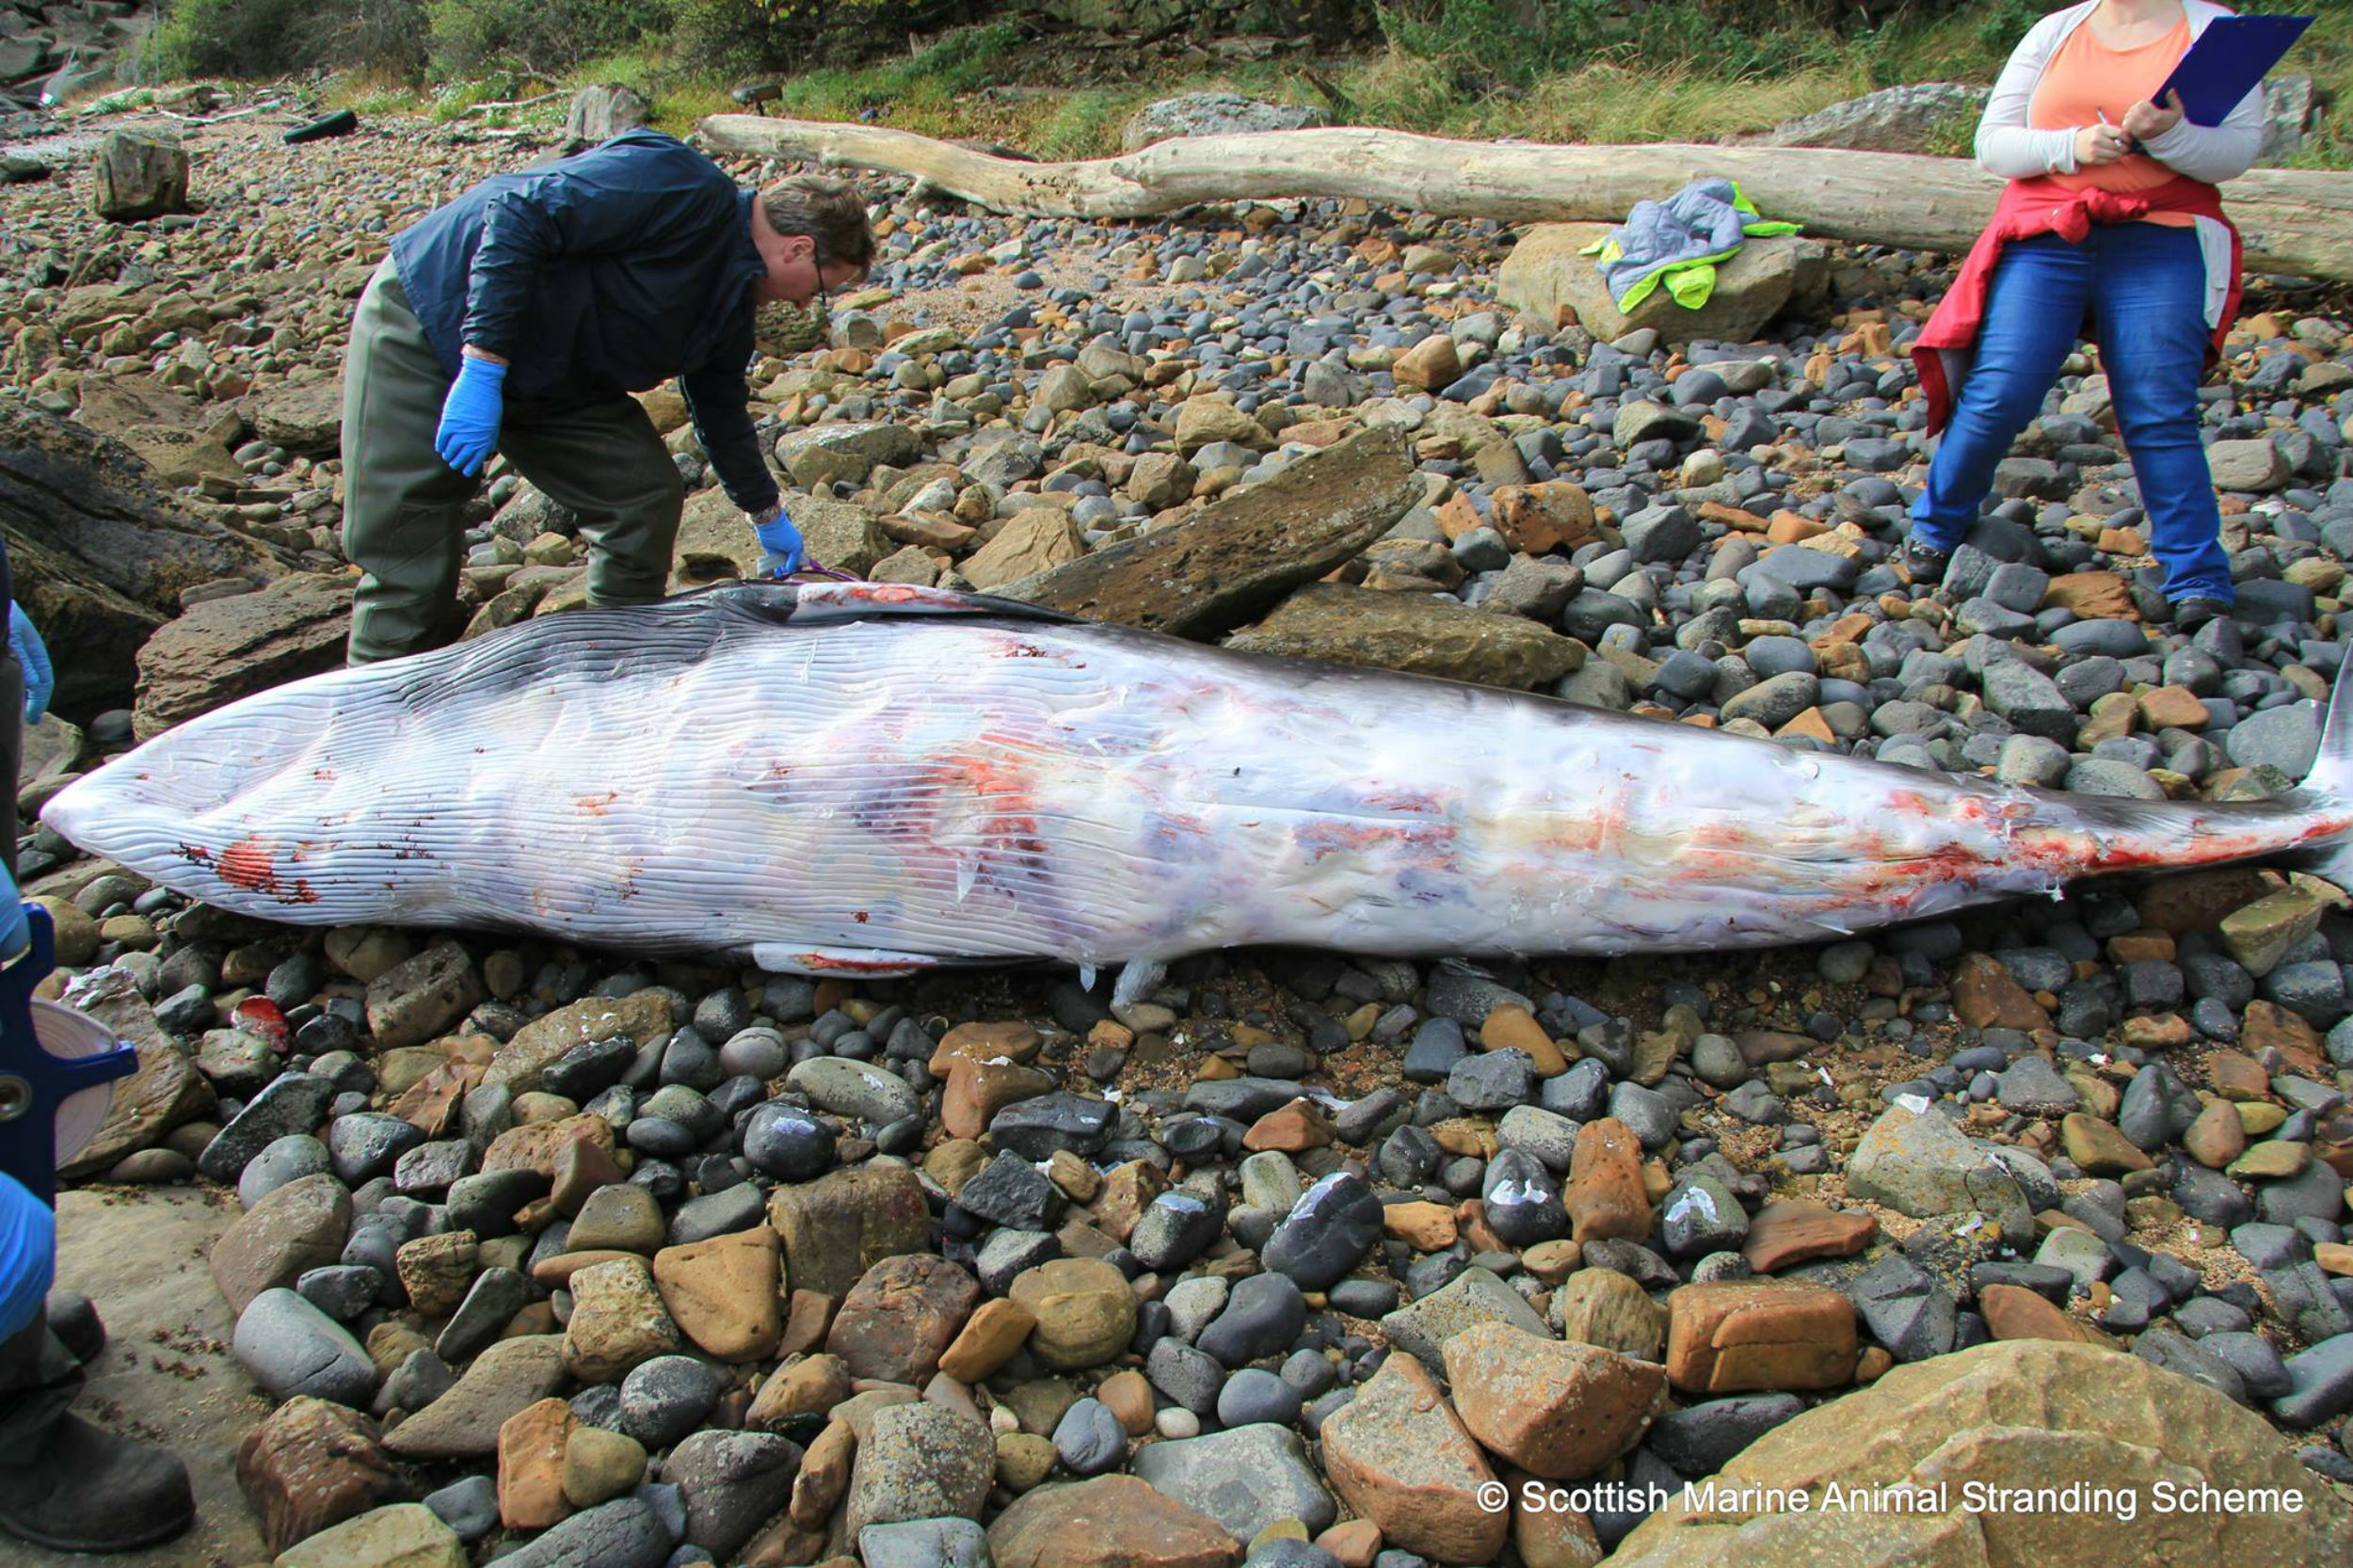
[1606,1340,2353,1567]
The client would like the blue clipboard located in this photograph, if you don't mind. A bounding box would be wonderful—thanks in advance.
[2155,15,2313,126]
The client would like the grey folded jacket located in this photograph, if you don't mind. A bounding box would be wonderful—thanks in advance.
[1596,178,1753,308]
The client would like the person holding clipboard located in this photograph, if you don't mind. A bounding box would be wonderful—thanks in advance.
[1904,0,2308,632]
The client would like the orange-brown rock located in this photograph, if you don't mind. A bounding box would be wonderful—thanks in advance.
[788,1419,855,1531]
[1317,1352,1508,1564]
[2106,931,2178,964]
[1384,1200,1459,1251]
[1317,1518,1385,1568]
[1565,1118,1651,1243]
[1978,1283,2110,1346]
[1092,1160,1170,1242]
[234,1396,410,1556]
[765,1162,934,1300]
[1481,1004,1568,1075]
[529,1249,644,1288]
[1243,1096,1336,1153]
[1442,1322,1667,1480]
[2135,685,2209,730]
[1951,953,2052,1032]
[746,1352,852,1431]
[778,1288,837,1357]
[1664,1279,1857,1394]
[1096,1368,1157,1436]
[824,1253,979,1385]
[1553,1268,1665,1360]
[483,1112,616,1179]
[1507,1464,1607,1568]
[395,1230,477,1318]
[562,1258,680,1382]
[2208,1050,2275,1100]
[497,1397,575,1530]
[389,1059,481,1138]
[2240,1002,2326,1069]
[985,1474,1241,1568]
[2041,571,2137,620]
[942,1057,1054,1141]
[1739,1201,1877,1273]
[1492,482,1598,553]
[2061,1112,2153,1175]
[652,1226,783,1363]
[2184,1099,2249,1169]
[1775,707,1836,744]
[550,1137,628,1216]
[936,1297,1036,1384]
[928,1020,1043,1076]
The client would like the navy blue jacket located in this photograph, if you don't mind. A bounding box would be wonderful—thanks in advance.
[390,131,779,516]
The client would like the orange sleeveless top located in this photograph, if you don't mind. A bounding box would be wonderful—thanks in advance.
[2029,13,2197,225]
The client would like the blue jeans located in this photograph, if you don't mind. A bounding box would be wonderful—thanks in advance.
[1913,224,2233,604]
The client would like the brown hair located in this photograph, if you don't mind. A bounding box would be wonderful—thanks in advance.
[759,176,876,278]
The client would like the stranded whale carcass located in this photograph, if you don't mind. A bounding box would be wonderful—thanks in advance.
[41,581,2353,982]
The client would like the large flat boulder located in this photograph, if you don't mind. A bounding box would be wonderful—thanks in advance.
[672,488,762,583]
[1000,424,1418,641]
[1121,91,1329,152]
[1224,582,1585,690]
[75,373,246,488]
[1599,1339,2353,1567]
[247,380,344,453]
[56,966,217,1179]
[133,572,353,740]
[1756,83,1990,153]
[3,394,287,712]
[1497,222,1828,347]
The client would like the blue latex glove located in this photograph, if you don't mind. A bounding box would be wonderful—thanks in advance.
[0,1169,56,1341]
[434,355,507,477]
[8,604,50,725]
[755,508,807,577]
[0,859,24,962]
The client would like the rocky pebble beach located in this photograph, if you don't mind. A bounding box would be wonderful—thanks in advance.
[7,85,2353,1568]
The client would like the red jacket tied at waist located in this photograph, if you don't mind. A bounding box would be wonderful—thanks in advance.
[1912,174,2241,435]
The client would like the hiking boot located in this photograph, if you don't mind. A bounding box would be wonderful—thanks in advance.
[2171,596,2233,632]
[1899,536,1952,585]
[0,1412,194,1552]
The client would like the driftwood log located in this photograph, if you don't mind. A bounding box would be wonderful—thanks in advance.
[697,118,2353,283]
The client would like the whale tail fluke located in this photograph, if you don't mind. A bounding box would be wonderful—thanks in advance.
[2297,659,2353,891]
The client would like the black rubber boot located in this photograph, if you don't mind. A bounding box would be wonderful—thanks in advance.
[0,1411,196,1552]
[0,1315,194,1553]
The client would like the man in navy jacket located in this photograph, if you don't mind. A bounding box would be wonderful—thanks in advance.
[341,130,873,663]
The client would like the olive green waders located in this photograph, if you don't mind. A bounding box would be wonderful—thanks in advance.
[340,259,686,664]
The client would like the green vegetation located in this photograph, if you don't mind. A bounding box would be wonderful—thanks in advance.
[149,0,2352,169]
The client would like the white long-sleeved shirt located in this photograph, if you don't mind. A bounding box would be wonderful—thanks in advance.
[1976,0,2265,185]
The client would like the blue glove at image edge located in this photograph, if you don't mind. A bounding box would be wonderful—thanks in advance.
[435,355,507,477]
[8,603,51,726]
[0,1168,57,1342]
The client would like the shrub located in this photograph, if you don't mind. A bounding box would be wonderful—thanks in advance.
[667,0,796,78]
[672,0,986,76]
[152,0,428,78]
[424,0,670,76]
